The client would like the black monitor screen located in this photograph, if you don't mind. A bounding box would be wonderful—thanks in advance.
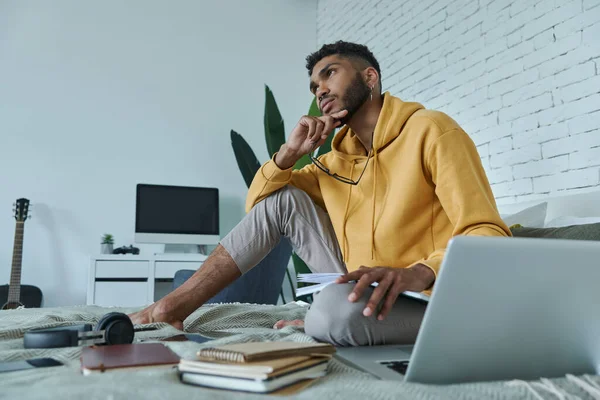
[135,184,219,235]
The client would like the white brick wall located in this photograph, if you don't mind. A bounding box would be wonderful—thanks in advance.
[317,0,600,201]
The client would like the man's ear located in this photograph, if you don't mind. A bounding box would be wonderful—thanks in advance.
[364,67,379,89]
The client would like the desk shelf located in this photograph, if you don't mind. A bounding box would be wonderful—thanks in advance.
[87,254,207,307]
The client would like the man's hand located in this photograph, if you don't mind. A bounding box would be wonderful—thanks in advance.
[335,264,435,321]
[128,300,184,331]
[275,110,348,169]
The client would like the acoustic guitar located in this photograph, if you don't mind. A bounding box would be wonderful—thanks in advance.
[0,198,43,309]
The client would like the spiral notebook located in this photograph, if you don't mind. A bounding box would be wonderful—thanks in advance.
[179,355,330,379]
[197,341,335,363]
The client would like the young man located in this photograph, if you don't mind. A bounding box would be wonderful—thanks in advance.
[130,41,511,346]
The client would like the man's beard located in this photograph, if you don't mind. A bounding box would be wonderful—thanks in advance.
[337,72,371,125]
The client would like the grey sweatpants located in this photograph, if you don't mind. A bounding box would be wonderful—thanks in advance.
[220,185,426,346]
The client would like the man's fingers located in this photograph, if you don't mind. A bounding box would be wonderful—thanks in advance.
[378,280,406,321]
[305,118,316,145]
[363,275,394,317]
[326,115,343,133]
[348,273,380,303]
[335,266,370,283]
[320,117,335,138]
[312,118,325,142]
[335,268,367,283]
[330,109,348,120]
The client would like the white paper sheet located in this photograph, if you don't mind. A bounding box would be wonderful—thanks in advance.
[296,273,430,302]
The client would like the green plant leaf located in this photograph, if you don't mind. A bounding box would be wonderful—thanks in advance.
[264,85,286,158]
[101,234,114,244]
[293,154,312,170]
[316,132,335,157]
[308,96,320,117]
[230,129,261,188]
[291,252,312,275]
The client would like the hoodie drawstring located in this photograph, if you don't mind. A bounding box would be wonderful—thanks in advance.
[328,93,424,267]
[341,161,355,262]
[371,148,378,260]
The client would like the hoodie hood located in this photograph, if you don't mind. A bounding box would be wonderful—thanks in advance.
[330,92,424,262]
[331,92,424,160]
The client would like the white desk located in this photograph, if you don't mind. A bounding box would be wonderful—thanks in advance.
[87,254,207,307]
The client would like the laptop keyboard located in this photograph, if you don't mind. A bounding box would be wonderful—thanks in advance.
[379,360,410,375]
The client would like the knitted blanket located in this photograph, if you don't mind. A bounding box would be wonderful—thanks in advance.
[1,303,599,400]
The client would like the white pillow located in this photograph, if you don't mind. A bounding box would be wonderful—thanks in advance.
[501,202,548,228]
[545,216,600,228]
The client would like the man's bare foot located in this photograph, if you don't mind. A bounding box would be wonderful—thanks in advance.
[128,301,184,331]
[273,319,305,329]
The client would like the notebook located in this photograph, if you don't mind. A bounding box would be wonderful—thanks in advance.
[179,361,329,393]
[197,341,335,363]
[80,343,180,375]
[297,273,430,302]
[179,355,331,379]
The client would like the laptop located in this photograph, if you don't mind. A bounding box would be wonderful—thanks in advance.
[335,235,600,384]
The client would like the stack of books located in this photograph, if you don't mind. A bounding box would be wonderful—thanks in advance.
[178,341,335,394]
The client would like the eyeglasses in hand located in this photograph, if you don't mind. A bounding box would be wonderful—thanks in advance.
[308,131,374,185]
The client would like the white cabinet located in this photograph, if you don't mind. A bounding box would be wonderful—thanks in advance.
[155,261,200,279]
[87,254,207,307]
[94,282,149,307]
[95,261,149,278]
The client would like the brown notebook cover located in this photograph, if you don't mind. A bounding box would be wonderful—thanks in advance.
[81,343,180,375]
[179,355,331,379]
[196,341,335,363]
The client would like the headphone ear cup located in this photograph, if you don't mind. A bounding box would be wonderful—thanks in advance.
[96,312,134,345]
[95,312,125,331]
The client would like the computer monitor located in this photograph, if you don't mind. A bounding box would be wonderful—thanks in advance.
[134,184,220,248]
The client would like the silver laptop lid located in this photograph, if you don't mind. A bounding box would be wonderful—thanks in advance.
[405,235,600,384]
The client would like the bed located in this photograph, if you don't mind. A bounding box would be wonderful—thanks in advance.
[497,189,600,228]
[3,303,600,399]
[2,190,600,399]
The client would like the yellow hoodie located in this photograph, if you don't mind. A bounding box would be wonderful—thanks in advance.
[246,92,511,287]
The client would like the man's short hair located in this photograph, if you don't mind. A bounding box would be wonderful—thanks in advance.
[305,41,382,88]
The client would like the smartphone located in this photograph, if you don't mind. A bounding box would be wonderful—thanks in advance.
[0,358,63,373]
